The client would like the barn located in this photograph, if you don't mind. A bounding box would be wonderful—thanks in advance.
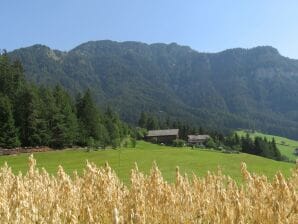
[146,129,179,144]
[187,134,210,146]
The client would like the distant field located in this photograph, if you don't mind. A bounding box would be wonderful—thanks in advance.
[236,130,298,161]
[0,141,294,184]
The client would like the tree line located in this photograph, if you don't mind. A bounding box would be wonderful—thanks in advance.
[224,133,285,161]
[0,52,128,149]
[138,112,224,140]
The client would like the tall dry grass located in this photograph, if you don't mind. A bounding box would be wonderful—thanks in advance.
[0,155,297,223]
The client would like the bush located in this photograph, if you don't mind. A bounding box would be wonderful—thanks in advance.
[134,128,148,140]
[232,145,242,152]
[205,138,216,149]
[172,139,186,147]
[86,137,95,148]
[131,138,137,148]
[280,155,290,162]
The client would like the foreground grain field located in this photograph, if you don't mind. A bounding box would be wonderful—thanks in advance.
[0,155,297,223]
[0,141,294,184]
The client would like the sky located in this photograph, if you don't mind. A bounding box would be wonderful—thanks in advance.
[1,0,298,58]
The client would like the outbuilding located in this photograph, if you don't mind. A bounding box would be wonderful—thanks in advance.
[146,129,179,144]
[187,134,210,146]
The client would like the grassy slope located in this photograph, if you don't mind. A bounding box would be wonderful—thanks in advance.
[0,141,294,184]
[236,130,298,161]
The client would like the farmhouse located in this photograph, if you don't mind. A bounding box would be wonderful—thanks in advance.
[187,134,210,145]
[146,129,179,144]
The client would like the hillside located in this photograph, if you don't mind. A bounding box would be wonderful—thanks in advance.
[0,141,294,184]
[8,41,298,139]
[237,130,298,161]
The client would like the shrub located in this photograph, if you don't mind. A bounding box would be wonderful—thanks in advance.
[131,138,136,148]
[172,139,186,147]
[205,138,216,149]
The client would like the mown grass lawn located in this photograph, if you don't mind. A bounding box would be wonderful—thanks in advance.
[236,130,298,161]
[0,141,294,184]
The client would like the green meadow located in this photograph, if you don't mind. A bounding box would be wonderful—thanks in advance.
[0,141,294,184]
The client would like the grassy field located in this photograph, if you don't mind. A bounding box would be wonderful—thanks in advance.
[0,141,294,184]
[236,130,298,161]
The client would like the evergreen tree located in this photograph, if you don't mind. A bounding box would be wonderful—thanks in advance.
[199,127,204,134]
[0,95,20,148]
[138,112,148,128]
[38,87,57,145]
[254,137,263,155]
[241,134,254,154]
[165,117,171,129]
[271,138,282,160]
[179,124,189,140]
[15,86,43,146]
[0,54,25,101]
[234,133,240,145]
[50,112,67,148]
[105,119,120,148]
[147,116,159,130]
[52,86,78,147]
[76,90,102,146]
[104,107,122,147]
[98,124,109,148]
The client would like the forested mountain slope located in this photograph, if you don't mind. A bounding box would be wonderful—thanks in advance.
[8,41,298,139]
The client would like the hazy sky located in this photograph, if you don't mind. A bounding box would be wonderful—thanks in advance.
[1,0,298,58]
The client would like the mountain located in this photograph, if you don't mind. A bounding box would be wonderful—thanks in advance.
[8,41,298,139]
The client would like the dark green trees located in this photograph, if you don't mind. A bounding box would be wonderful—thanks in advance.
[225,133,284,161]
[0,95,20,148]
[15,86,43,146]
[76,90,103,146]
[138,112,148,128]
[50,86,78,148]
[75,92,128,148]
[0,52,127,149]
[104,107,122,148]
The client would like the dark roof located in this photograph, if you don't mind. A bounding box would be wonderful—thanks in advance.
[147,129,179,137]
[187,135,210,142]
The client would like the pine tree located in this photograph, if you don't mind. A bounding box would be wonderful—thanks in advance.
[0,54,25,101]
[271,138,282,160]
[254,137,263,156]
[15,86,43,146]
[234,133,240,145]
[199,127,204,134]
[241,134,254,154]
[165,117,171,129]
[38,87,57,145]
[50,112,67,148]
[146,116,159,130]
[138,112,148,128]
[104,106,122,147]
[76,90,102,146]
[0,95,20,148]
[105,119,120,148]
[52,86,78,147]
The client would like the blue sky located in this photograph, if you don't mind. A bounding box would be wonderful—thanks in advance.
[1,0,298,58]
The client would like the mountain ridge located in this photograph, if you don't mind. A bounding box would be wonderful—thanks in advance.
[11,41,286,58]
[7,40,298,139]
